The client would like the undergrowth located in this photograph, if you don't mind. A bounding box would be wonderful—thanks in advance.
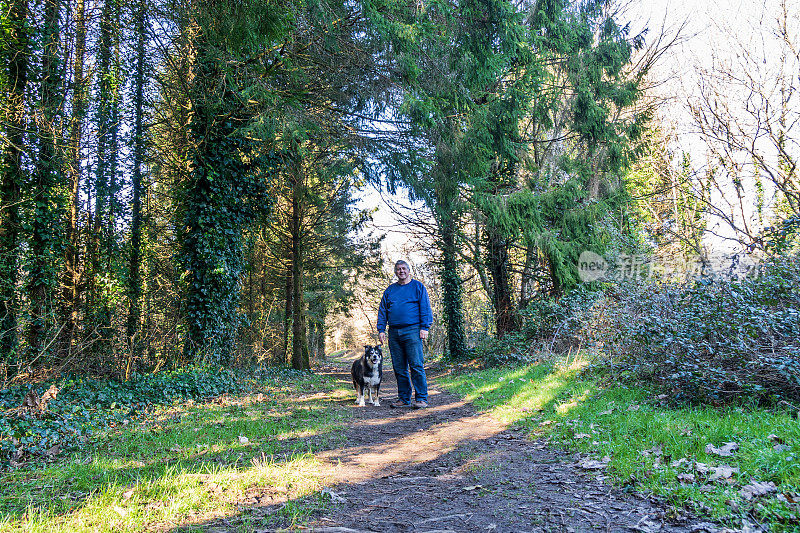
[0,367,351,532]
[0,366,317,466]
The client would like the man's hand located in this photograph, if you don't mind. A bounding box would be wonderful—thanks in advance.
[378,331,387,345]
[419,329,429,341]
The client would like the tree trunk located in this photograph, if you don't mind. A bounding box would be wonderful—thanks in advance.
[61,0,88,356]
[290,165,310,370]
[486,224,519,336]
[127,0,147,360]
[28,0,64,358]
[439,214,468,359]
[283,264,292,363]
[0,0,29,363]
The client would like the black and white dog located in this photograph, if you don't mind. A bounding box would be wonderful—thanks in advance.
[351,345,383,406]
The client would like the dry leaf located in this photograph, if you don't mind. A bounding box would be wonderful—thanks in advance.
[627,404,641,411]
[599,409,614,415]
[169,447,181,453]
[774,444,791,452]
[708,465,739,483]
[705,442,739,457]
[122,489,135,500]
[768,434,784,444]
[677,473,696,483]
[45,445,61,457]
[238,436,249,445]
[671,458,689,468]
[578,456,611,470]
[574,433,591,440]
[694,462,709,474]
[462,485,483,491]
[740,481,777,500]
[113,505,128,517]
[641,445,663,457]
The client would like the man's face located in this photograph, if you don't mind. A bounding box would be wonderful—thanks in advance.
[395,263,410,282]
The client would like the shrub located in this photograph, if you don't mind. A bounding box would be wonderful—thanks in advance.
[521,253,800,405]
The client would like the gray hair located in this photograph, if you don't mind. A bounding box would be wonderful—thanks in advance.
[394,260,410,270]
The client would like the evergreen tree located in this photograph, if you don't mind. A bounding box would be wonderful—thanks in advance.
[0,0,30,364]
[28,0,66,358]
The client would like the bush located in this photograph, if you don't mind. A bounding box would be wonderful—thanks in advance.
[469,332,534,367]
[532,254,800,405]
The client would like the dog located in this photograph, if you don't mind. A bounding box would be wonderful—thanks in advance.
[351,345,383,406]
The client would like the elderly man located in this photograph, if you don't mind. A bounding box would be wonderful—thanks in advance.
[377,260,433,408]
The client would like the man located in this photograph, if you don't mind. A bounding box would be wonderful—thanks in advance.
[377,260,433,409]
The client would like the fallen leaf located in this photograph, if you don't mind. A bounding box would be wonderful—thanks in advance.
[671,458,689,468]
[641,445,663,457]
[694,462,709,474]
[627,404,641,411]
[677,473,696,483]
[113,505,128,517]
[320,488,346,503]
[740,481,777,500]
[768,434,784,444]
[599,409,614,415]
[238,436,249,445]
[169,447,181,453]
[45,445,61,457]
[578,456,611,470]
[774,444,791,452]
[574,433,591,440]
[122,489,135,500]
[462,485,483,491]
[708,465,739,483]
[705,442,739,457]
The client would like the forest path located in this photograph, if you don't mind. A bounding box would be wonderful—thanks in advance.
[285,359,710,533]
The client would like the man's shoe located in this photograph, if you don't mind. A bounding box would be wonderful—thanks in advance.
[389,399,411,408]
[412,400,429,409]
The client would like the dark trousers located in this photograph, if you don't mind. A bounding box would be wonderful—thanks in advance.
[388,325,428,403]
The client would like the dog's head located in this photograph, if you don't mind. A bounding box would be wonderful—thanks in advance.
[363,345,382,367]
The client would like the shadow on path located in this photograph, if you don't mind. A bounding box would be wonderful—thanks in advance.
[170,360,714,533]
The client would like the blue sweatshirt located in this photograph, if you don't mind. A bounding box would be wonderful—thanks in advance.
[376,279,433,332]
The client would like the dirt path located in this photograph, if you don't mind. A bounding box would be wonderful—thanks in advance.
[285,362,714,533]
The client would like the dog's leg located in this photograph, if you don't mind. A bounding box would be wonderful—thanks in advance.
[371,386,380,406]
[374,383,380,406]
[357,385,365,407]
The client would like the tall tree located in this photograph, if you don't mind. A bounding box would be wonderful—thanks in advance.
[179,0,284,362]
[0,0,30,363]
[28,0,66,357]
[127,0,148,358]
[61,0,89,354]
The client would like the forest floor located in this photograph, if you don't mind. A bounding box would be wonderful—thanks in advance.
[192,358,723,533]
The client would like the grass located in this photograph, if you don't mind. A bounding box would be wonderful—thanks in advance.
[437,353,800,532]
[0,371,354,532]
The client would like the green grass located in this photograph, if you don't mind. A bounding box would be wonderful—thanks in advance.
[437,354,800,531]
[0,372,353,532]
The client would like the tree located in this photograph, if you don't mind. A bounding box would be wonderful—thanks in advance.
[28,0,66,358]
[0,0,30,363]
[689,0,799,250]
[61,0,89,355]
[127,0,149,358]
